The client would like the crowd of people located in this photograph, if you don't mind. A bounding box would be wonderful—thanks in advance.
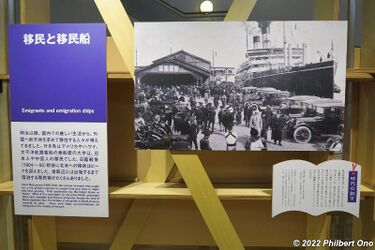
[134,83,290,151]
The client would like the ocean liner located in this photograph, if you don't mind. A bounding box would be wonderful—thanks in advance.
[236,21,338,98]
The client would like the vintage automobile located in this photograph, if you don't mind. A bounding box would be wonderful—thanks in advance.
[281,95,321,117]
[288,100,345,144]
[257,87,290,106]
[242,87,289,107]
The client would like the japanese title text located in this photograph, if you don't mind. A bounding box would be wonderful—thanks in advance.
[23,33,91,45]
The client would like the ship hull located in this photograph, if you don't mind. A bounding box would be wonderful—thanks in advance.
[244,61,334,98]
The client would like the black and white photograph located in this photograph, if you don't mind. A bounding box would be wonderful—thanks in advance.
[134,21,347,151]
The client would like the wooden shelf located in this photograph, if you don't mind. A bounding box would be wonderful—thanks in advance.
[110,182,273,200]
[110,182,375,200]
[347,68,375,82]
[1,181,374,200]
[0,181,13,195]
[0,74,9,80]
[107,72,132,79]
[361,184,375,197]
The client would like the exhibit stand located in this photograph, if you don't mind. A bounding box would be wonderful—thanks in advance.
[1,0,375,250]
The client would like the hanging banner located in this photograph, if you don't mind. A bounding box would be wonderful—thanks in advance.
[272,160,361,217]
[8,23,108,217]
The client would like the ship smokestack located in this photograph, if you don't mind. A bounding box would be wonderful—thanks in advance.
[253,36,260,49]
[258,21,271,48]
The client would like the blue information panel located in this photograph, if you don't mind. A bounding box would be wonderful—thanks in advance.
[8,24,108,217]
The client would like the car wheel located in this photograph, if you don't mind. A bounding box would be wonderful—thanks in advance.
[294,126,312,143]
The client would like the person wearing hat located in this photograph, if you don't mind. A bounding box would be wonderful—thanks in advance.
[235,107,242,126]
[264,105,273,130]
[249,104,262,136]
[207,102,216,132]
[243,103,252,127]
[271,110,284,146]
[202,103,209,130]
[195,102,203,128]
[188,116,199,150]
[260,106,271,142]
[200,130,212,150]
[218,106,224,132]
[213,95,219,108]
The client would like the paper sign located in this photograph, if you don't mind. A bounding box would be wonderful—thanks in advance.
[272,160,361,217]
[8,24,108,217]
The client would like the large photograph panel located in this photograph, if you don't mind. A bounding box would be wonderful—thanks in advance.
[134,21,347,151]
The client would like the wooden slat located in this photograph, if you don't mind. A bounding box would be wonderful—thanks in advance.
[143,150,174,183]
[94,0,134,78]
[360,0,375,68]
[306,215,331,250]
[224,0,257,21]
[106,37,129,74]
[172,154,244,250]
[109,200,155,250]
[0,5,13,250]
[0,82,11,182]
[20,0,50,24]
[354,48,361,68]
[354,83,375,187]
[94,2,154,250]
[0,81,13,250]
[0,0,7,75]
[30,217,57,250]
[332,0,340,21]
[314,0,340,20]
[0,196,14,250]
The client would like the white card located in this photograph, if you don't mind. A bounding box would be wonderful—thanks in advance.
[272,160,361,217]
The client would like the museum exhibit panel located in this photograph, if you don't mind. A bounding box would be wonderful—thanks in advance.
[8,23,109,217]
[1,0,375,250]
